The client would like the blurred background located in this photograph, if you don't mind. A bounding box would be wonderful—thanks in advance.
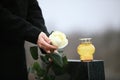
[25,0,120,80]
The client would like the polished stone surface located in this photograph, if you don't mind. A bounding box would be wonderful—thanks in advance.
[56,60,105,80]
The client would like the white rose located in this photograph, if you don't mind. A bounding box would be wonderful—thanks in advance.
[49,31,68,49]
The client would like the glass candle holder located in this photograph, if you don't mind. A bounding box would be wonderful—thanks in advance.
[77,38,95,62]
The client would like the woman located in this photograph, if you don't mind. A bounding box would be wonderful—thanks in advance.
[0,0,57,80]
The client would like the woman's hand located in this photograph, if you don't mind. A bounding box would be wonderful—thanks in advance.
[37,32,58,53]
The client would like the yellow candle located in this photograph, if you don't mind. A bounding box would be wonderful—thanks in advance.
[77,38,95,62]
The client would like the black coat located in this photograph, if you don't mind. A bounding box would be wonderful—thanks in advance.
[0,0,49,80]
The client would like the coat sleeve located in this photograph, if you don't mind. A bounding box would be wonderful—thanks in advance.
[0,0,49,44]
[27,0,50,36]
[0,5,41,44]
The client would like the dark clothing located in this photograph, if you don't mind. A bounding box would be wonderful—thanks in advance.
[0,0,49,80]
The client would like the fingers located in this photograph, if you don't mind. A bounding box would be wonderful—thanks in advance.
[37,32,58,53]
[40,32,51,44]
